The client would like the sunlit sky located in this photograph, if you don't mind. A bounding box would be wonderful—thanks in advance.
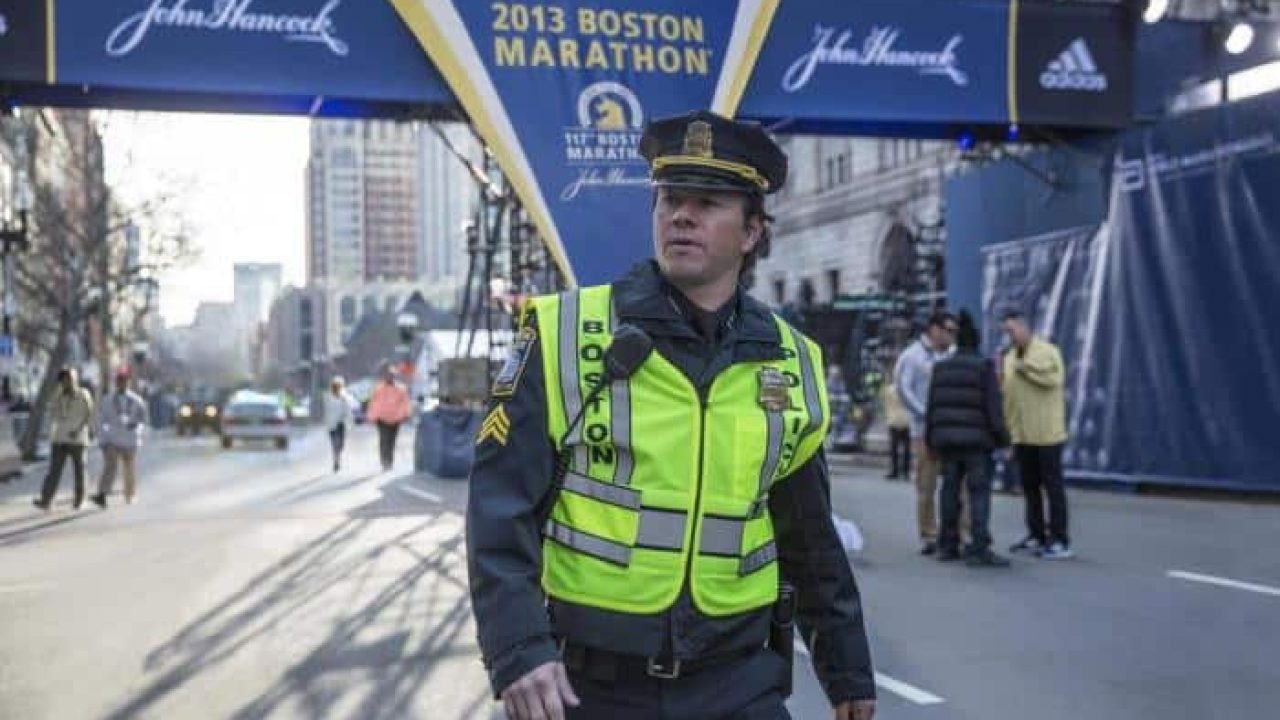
[102,112,310,328]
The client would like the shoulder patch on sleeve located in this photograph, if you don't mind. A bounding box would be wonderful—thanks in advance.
[476,403,511,446]
[491,326,536,398]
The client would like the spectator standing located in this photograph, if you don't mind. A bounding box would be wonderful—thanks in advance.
[1000,310,1072,560]
[894,312,956,555]
[926,312,1011,566]
[882,360,911,480]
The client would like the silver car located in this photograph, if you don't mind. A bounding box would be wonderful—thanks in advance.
[219,391,290,450]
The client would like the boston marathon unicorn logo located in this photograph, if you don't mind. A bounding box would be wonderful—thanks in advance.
[561,82,650,200]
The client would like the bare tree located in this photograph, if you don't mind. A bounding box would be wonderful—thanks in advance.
[2,109,193,459]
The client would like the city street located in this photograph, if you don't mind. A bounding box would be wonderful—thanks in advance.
[0,429,1276,719]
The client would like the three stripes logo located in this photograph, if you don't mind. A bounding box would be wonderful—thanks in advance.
[476,404,511,447]
[1039,38,1108,93]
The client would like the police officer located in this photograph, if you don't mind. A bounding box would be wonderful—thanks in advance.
[467,110,876,720]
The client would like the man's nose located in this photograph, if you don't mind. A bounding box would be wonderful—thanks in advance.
[669,199,696,225]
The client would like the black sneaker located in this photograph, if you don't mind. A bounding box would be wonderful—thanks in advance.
[32,498,50,511]
[90,493,107,509]
[966,550,1011,567]
[920,541,938,556]
[1009,536,1043,555]
[937,547,962,562]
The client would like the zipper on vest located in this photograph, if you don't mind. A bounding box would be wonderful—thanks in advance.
[681,386,710,599]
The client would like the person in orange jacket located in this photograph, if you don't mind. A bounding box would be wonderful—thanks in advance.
[366,367,412,471]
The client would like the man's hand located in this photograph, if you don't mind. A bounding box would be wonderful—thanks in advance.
[501,661,580,720]
[835,699,876,720]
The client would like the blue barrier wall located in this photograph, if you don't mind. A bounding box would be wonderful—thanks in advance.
[946,92,1280,491]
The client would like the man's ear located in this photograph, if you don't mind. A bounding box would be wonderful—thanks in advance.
[742,213,763,254]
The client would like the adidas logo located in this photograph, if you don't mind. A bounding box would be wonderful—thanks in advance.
[1039,38,1108,92]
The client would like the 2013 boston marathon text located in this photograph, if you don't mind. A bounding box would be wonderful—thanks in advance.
[490,3,713,75]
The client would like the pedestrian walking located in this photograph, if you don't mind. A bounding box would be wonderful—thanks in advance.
[894,312,956,555]
[366,369,411,471]
[33,368,95,511]
[323,376,357,472]
[925,312,1011,566]
[90,369,149,508]
[882,360,911,481]
[1000,310,1073,560]
[467,111,875,720]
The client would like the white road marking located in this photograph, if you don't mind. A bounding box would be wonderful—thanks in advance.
[1167,570,1280,598]
[794,635,945,705]
[874,672,946,705]
[398,485,442,504]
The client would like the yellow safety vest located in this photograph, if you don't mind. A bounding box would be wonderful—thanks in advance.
[532,284,829,617]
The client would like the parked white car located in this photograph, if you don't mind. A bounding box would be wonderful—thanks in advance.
[220,391,290,450]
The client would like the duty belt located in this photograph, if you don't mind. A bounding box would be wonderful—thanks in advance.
[560,640,760,681]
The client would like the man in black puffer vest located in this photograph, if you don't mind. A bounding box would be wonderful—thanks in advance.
[925,311,1012,567]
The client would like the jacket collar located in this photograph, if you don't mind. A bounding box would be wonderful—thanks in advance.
[610,261,782,350]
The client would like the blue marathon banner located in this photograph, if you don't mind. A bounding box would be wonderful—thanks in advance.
[391,0,777,286]
[741,0,1011,126]
[51,0,453,105]
[1011,0,1132,128]
[0,0,49,84]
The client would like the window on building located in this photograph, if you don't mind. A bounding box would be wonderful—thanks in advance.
[772,278,786,306]
[340,296,356,324]
[826,268,841,302]
[837,152,851,185]
[824,157,835,191]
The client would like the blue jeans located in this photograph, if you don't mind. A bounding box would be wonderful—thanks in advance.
[940,452,992,554]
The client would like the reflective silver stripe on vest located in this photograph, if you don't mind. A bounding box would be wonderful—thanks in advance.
[699,516,744,557]
[545,519,631,567]
[788,326,824,439]
[753,409,785,515]
[558,293,588,471]
[561,471,641,510]
[739,541,778,576]
[635,508,686,551]
[608,299,636,486]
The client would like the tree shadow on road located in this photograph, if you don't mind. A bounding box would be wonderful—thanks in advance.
[99,487,495,720]
[0,511,93,546]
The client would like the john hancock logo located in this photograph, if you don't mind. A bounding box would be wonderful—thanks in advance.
[560,82,651,201]
[106,0,349,58]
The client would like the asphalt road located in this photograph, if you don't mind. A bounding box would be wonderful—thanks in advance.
[0,430,1276,719]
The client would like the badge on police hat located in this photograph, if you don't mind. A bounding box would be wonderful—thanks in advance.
[682,120,714,158]
[757,367,790,412]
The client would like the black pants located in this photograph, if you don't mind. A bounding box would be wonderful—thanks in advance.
[565,648,790,720]
[376,421,400,469]
[1015,444,1070,544]
[40,442,86,507]
[889,427,911,477]
[329,423,345,462]
[940,452,992,553]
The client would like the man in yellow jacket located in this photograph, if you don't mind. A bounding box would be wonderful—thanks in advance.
[1000,311,1072,559]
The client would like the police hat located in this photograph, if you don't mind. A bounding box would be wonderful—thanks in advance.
[638,110,787,195]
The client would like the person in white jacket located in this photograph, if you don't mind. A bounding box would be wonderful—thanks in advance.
[90,369,149,508]
[323,376,357,472]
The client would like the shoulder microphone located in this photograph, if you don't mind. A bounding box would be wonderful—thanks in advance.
[559,324,653,452]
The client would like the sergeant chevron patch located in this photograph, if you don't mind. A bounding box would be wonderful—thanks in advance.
[476,404,511,446]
